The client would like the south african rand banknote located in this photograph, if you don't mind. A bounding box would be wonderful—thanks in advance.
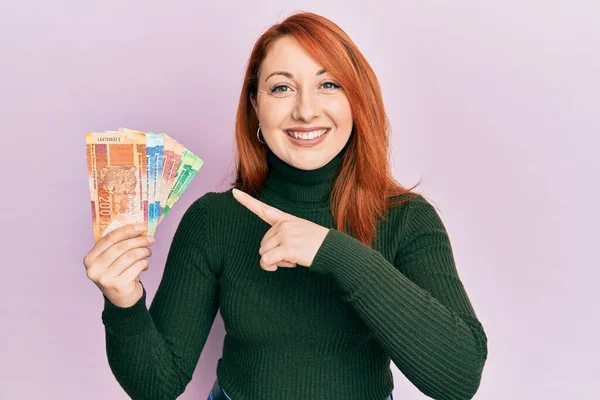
[158,149,203,224]
[145,132,165,236]
[117,127,151,226]
[85,131,148,242]
[158,135,186,225]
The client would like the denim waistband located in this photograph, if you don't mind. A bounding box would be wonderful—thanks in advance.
[207,379,394,400]
[208,379,232,400]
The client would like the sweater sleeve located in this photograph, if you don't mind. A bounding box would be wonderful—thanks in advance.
[100,194,220,400]
[309,195,488,400]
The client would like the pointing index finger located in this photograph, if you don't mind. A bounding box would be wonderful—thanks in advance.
[232,188,286,226]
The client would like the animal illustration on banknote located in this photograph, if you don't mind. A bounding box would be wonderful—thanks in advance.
[98,165,138,215]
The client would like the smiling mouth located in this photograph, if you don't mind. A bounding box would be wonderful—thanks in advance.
[285,128,330,140]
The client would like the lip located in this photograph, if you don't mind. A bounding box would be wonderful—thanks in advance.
[286,126,329,132]
[284,128,330,148]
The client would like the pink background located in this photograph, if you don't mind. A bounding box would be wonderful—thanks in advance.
[1,1,598,398]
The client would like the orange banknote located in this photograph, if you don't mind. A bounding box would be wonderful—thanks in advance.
[85,131,148,242]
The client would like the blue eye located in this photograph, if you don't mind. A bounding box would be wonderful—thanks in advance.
[321,81,341,90]
[271,85,290,93]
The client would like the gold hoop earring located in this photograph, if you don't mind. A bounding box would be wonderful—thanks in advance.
[256,125,266,144]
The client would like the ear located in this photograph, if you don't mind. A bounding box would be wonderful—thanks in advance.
[250,94,258,116]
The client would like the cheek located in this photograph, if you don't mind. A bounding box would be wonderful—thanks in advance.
[327,98,353,127]
[259,98,292,129]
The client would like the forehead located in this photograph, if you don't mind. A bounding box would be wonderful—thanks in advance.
[260,36,324,76]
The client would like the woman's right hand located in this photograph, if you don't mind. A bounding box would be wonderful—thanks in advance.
[83,224,156,308]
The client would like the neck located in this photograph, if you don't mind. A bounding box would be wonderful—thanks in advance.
[263,143,348,207]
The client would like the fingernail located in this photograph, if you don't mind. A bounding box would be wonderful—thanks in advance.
[147,236,155,244]
[135,224,145,232]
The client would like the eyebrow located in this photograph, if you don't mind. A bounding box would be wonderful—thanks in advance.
[264,68,328,83]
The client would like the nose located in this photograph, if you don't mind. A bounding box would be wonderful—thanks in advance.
[293,89,320,122]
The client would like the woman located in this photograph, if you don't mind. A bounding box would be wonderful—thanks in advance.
[83,11,488,400]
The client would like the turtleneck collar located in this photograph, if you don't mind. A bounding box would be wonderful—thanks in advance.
[262,142,349,208]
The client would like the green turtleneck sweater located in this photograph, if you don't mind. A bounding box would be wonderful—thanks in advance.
[101,146,488,400]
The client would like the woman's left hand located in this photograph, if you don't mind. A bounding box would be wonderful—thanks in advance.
[232,188,329,271]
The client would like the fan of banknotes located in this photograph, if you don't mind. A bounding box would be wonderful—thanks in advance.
[85,127,203,243]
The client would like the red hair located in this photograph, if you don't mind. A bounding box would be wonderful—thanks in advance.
[232,11,422,247]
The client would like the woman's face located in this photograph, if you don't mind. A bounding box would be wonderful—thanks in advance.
[251,35,353,170]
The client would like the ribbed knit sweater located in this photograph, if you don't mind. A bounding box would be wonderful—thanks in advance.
[101,145,488,400]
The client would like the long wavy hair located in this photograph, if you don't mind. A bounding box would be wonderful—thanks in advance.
[231,11,422,247]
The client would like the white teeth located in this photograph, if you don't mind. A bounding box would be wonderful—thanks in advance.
[287,129,327,140]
